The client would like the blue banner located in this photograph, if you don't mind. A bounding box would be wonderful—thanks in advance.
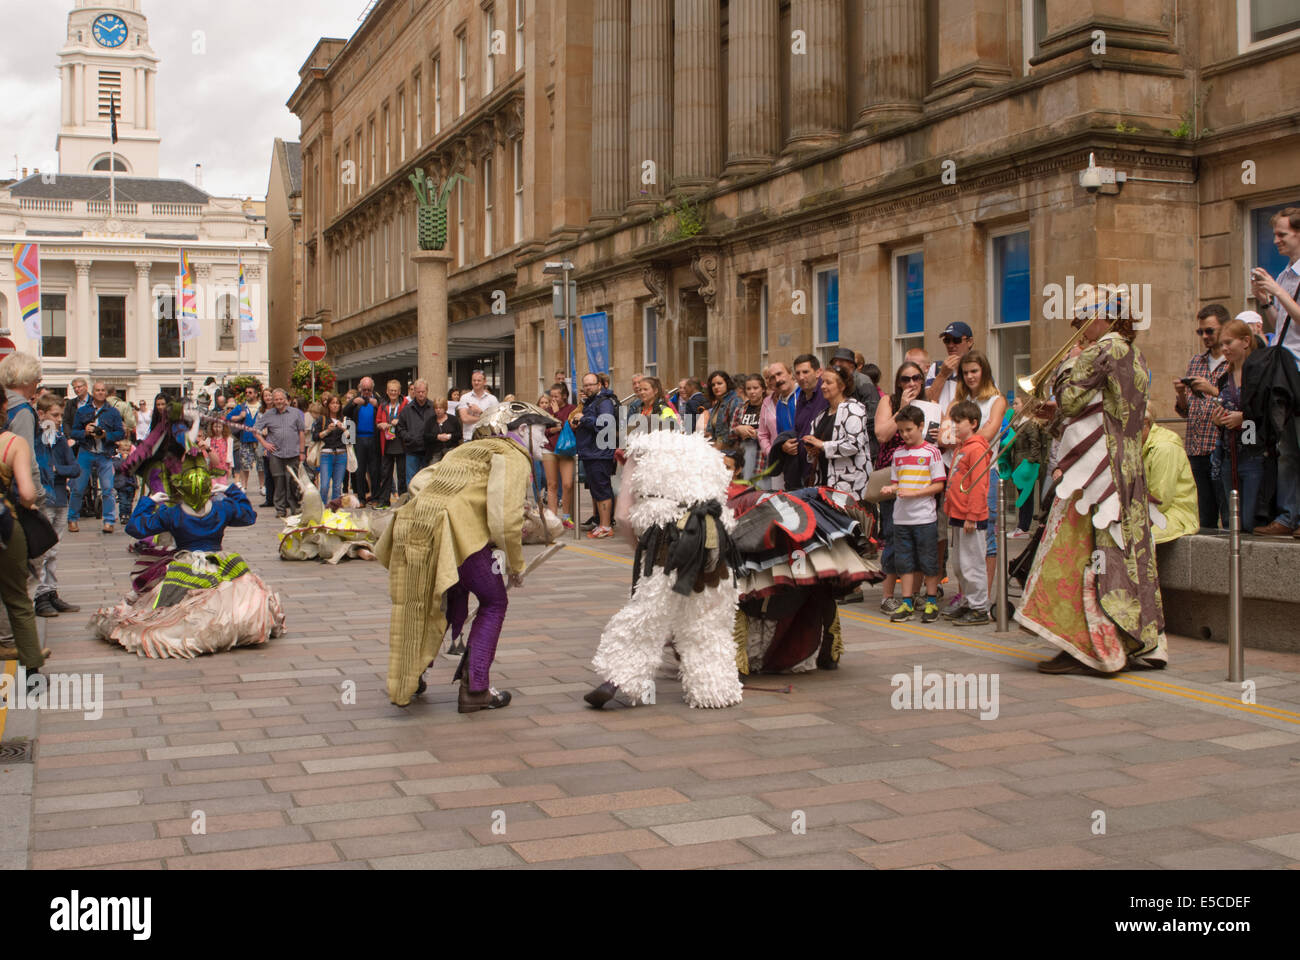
[580,311,610,375]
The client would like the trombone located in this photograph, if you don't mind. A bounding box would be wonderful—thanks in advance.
[957,310,1122,493]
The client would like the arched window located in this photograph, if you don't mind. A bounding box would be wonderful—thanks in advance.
[91,156,130,173]
[156,291,180,358]
[216,294,236,351]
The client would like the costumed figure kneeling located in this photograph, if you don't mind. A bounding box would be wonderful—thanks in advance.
[584,429,746,710]
[380,400,558,712]
[277,472,396,563]
[90,449,286,658]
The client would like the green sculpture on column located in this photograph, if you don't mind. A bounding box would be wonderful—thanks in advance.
[409,168,472,251]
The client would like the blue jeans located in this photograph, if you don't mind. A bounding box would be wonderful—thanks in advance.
[319,451,347,502]
[68,450,116,523]
[405,452,430,480]
[879,498,898,576]
[1223,454,1265,533]
[985,469,999,557]
[1272,417,1300,528]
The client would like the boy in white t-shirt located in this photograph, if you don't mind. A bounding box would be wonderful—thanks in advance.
[881,405,947,623]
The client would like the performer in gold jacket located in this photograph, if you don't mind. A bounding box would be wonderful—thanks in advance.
[380,400,556,710]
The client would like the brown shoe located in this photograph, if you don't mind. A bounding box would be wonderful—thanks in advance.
[457,684,512,713]
[67,521,79,533]
[102,524,114,534]
[1036,651,1088,674]
[1252,521,1295,537]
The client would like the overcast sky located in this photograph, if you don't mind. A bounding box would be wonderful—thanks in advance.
[1,0,371,198]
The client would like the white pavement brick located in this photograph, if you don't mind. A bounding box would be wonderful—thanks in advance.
[301,750,437,774]
[650,815,777,846]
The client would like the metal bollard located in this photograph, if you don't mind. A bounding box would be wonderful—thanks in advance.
[574,477,583,542]
[996,471,1009,632]
[1227,489,1243,682]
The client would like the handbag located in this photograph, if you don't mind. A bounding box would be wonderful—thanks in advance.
[306,440,323,469]
[346,444,358,473]
[555,421,577,457]
[16,505,57,559]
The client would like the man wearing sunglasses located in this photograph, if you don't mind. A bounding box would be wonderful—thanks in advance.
[1173,304,1229,529]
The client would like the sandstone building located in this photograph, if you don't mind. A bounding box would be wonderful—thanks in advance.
[288,0,1300,412]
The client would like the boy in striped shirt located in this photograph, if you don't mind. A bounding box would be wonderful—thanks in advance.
[881,405,947,623]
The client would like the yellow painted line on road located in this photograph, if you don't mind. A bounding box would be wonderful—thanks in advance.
[0,660,16,742]
[568,545,1300,726]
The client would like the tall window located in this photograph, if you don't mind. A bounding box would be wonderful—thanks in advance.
[457,34,468,116]
[155,292,179,359]
[1242,0,1300,49]
[97,295,126,358]
[399,210,407,292]
[759,282,769,359]
[41,294,67,357]
[1252,201,1300,282]
[456,180,466,266]
[433,57,442,134]
[513,138,524,244]
[1023,0,1047,72]
[97,70,121,118]
[483,156,494,255]
[413,75,422,147]
[813,266,839,365]
[515,0,524,71]
[398,92,407,163]
[355,127,363,192]
[216,294,236,351]
[356,242,363,310]
[333,149,341,211]
[369,119,377,185]
[369,230,377,303]
[643,304,658,378]
[893,249,924,368]
[383,219,391,299]
[383,105,391,173]
[536,325,546,396]
[989,229,1031,400]
[485,8,496,92]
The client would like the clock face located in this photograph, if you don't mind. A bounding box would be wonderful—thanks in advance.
[92,14,128,48]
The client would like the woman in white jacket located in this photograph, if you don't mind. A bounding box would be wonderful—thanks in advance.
[803,365,871,500]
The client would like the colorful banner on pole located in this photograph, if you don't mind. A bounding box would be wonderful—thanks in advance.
[11,243,42,340]
[238,258,256,343]
[580,311,610,375]
[178,250,200,342]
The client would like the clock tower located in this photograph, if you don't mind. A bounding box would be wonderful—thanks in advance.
[56,0,160,178]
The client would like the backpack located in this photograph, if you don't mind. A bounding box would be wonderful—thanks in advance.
[109,395,137,433]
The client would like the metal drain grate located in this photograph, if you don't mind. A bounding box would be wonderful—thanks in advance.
[0,741,33,764]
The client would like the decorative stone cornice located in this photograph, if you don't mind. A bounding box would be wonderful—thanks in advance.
[134,261,152,277]
[642,263,668,310]
[75,260,93,276]
[691,250,719,310]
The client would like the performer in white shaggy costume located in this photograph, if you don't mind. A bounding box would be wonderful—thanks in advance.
[584,429,744,710]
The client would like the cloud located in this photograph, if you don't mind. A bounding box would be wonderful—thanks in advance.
[2,0,367,198]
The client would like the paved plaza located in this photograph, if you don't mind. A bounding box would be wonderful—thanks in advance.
[4,515,1300,871]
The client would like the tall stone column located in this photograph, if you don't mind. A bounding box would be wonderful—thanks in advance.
[787,0,845,150]
[412,250,453,395]
[591,0,630,222]
[75,260,92,375]
[627,0,673,211]
[135,262,152,372]
[673,0,721,191]
[726,0,779,174]
[858,0,926,128]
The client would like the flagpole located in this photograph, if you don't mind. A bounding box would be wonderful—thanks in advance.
[178,253,184,400]
[236,249,242,387]
[109,93,117,219]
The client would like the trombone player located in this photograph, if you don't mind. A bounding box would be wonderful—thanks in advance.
[1015,290,1169,675]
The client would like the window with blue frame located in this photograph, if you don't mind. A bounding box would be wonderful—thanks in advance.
[991,230,1031,400]
[1253,202,1300,279]
[893,250,925,368]
[816,268,839,351]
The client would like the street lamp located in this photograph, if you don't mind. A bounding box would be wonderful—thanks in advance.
[543,260,575,395]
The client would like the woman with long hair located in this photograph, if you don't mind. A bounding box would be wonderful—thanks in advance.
[542,382,577,525]
[314,394,348,503]
[0,392,48,683]
[1196,318,1268,532]
[949,349,1007,594]
[702,370,741,449]
[730,374,766,480]
[1017,297,1168,675]
[804,366,871,499]
[872,361,926,613]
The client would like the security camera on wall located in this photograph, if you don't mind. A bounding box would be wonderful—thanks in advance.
[1080,153,1103,193]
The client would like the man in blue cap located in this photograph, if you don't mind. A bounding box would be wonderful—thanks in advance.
[925,321,976,411]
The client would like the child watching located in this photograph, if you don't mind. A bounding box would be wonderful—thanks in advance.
[880,405,947,623]
[33,394,81,617]
[942,400,991,625]
[113,439,138,522]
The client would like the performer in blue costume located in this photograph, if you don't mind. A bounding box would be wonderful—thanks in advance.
[90,450,286,658]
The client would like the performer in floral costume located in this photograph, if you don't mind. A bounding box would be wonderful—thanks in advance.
[1015,293,1168,674]
[90,450,285,658]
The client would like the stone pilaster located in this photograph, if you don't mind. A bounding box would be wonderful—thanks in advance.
[627,0,673,211]
[135,261,152,372]
[787,0,845,150]
[726,0,780,173]
[591,0,630,222]
[858,0,926,128]
[672,0,722,191]
[75,260,92,374]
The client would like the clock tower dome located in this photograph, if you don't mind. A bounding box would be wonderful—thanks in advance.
[56,0,161,178]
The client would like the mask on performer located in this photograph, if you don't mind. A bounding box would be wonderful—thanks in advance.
[40,420,59,445]
[475,400,558,461]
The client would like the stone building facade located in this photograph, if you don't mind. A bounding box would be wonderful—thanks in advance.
[291,0,1300,414]
[267,138,304,388]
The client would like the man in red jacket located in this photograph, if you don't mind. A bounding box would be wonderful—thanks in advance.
[376,379,409,505]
